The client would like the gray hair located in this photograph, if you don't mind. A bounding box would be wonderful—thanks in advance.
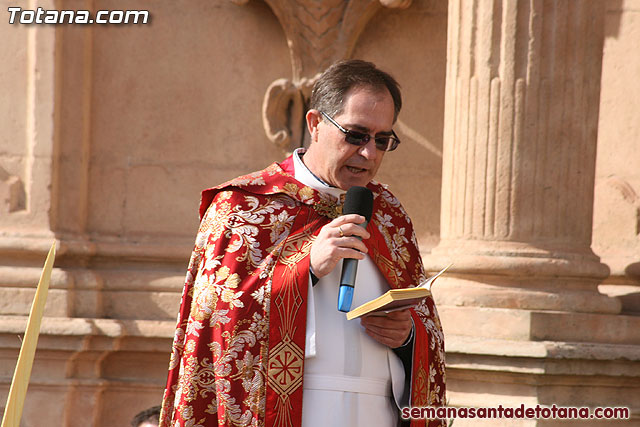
[309,59,402,123]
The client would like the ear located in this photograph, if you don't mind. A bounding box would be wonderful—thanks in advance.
[306,109,322,143]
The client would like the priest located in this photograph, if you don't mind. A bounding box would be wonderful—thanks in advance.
[159,59,446,427]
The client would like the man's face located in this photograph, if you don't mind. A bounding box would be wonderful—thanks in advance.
[304,86,395,190]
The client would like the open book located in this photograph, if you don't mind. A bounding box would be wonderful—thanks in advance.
[346,263,452,320]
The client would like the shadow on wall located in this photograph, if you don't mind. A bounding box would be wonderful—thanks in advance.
[0,166,26,213]
[604,0,624,39]
[621,262,640,313]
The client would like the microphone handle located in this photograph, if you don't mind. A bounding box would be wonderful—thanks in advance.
[337,220,368,313]
[337,259,357,312]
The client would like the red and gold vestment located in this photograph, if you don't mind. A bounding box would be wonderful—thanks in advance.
[160,155,446,427]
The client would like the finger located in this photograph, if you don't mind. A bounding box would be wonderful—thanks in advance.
[379,309,411,321]
[315,239,367,261]
[364,320,411,341]
[338,223,370,240]
[363,326,407,348]
[363,324,394,340]
[364,328,392,346]
[334,247,367,261]
[331,214,366,227]
[361,314,411,332]
[335,236,368,253]
[361,312,410,328]
[362,322,394,336]
[361,324,410,344]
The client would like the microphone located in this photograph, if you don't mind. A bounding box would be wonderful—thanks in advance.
[337,186,374,312]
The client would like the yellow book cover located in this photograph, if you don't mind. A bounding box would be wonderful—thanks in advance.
[346,263,452,320]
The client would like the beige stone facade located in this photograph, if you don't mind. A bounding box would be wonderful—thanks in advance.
[1,1,638,426]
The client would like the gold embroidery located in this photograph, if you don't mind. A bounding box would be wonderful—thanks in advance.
[372,248,400,287]
[267,335,304,397]
[371,216,407,286]
[164,171,448,426]
[200,199,232,243]
[282,182,301,198]
[297,186,314,202]
[267,228,314,426]
[313,197,342,219]
[274,231,313,334]
[278,231,315,268]
[414,365,429,407]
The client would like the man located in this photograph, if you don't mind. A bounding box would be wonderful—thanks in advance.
[159,60,445,427]
[131,406,161,427]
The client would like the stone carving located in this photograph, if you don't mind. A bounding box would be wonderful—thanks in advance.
[0,167,26,213]
[235,0,413,152]
[430,0,621,314]
[606,176,640,237]
[440,0,607,245]
[262,77,314,152]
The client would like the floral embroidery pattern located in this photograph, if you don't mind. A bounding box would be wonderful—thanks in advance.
[160,159,446,427]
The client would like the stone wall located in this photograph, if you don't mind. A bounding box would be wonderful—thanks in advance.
[594,0,640,316]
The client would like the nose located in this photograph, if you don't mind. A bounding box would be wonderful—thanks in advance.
[357,137,379,160]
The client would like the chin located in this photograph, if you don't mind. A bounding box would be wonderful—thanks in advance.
[335,170,374,189]
[340,179,370,190]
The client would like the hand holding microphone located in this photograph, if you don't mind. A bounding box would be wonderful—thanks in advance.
[337,186,373,312]
[308,187,373,298]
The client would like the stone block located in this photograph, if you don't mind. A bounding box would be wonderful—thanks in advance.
[14,384,67,427]
[63,383,102,427]
[0,287,69,317]
[101,351,169,382]
[98,383,164,427]
[445,335,640,425]
[438,306,640,345]
[102,290,180,320]
[0,317,174,426]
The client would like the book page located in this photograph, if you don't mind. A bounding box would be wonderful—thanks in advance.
[419,262,453,291]
[346,263,453,320]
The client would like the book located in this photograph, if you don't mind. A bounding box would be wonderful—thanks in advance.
[346,263,452,320]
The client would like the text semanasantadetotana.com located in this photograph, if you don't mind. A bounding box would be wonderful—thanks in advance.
[402,404,630,420]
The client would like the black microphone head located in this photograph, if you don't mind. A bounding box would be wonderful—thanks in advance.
[342,186,374,222]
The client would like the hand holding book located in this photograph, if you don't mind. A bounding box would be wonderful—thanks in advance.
[346,263,453,320]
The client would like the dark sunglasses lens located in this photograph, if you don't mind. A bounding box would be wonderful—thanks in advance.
[374,137,396,151]
[374,139,389,151]
[345,131,369,146]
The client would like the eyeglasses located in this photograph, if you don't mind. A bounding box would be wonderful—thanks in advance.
[320,111,400,152]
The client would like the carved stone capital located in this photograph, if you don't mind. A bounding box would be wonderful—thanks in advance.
[234,0,413,151]
[261,76,317,153]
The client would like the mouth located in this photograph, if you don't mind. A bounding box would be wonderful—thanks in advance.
[346,166,368,174]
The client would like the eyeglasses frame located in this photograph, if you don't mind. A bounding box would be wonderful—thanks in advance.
[320,111,401,152]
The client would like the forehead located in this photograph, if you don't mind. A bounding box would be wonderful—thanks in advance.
[337,86,395,128]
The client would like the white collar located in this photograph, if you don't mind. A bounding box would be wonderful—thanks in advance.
[292,148,346,200]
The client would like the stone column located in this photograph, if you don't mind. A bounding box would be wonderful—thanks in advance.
[429,0,621,317]
[429,2,640,421]
[425,0,640,427]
